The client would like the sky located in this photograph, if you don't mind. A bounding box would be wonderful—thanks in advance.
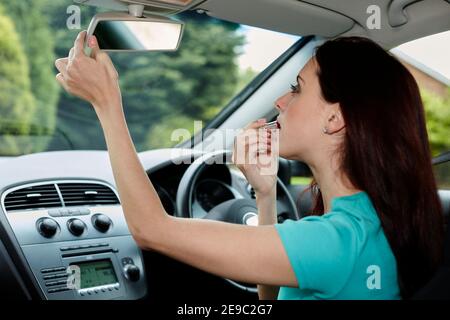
[394,30,450,81]
[238,28,450,82]
[236,26,299,72]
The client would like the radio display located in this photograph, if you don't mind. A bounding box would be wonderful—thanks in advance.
[72,259,118,289]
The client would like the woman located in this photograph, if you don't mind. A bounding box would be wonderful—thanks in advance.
[55,32,444,300]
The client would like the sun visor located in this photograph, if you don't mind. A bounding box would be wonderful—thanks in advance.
[196,0,355,37]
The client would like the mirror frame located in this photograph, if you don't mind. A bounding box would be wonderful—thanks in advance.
[85,11,185,54]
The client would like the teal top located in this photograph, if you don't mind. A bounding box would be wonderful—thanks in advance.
[274,191,401,300]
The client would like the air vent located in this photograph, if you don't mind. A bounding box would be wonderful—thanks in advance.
[58,183,119,206]
[4,184,62,211]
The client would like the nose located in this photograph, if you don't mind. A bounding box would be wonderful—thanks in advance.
[275,92,290,112]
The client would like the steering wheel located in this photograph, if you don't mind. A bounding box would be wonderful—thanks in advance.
[175,150,299,292]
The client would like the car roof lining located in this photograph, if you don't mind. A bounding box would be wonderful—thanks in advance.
[195,0,355,38]
[195,0,450,49]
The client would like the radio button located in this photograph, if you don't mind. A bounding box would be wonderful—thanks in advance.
[68,208,80,216]
[67,219,86,236]
[80,208,91,215]
[48,209,62,217]
[123,264,140,282]
[37,218,59,238]
[92,214,112,233]
[121,257,134,266]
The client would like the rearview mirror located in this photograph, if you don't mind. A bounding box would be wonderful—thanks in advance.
[85,12,184,54]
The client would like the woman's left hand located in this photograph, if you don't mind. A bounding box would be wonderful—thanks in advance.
[54,30,121,115]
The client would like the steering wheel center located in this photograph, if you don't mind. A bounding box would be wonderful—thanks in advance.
[203,198,259,225]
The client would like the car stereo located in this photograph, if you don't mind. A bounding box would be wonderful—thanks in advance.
[1,180,147,300]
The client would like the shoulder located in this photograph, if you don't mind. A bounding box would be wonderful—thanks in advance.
[277,200,378,244]
[274,200,381,295]
[275,211,366,252]
[274,214,359,291]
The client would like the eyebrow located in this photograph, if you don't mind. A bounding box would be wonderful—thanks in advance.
[297,75,305,84]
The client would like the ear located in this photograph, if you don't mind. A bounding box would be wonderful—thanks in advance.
[325,104,345,134]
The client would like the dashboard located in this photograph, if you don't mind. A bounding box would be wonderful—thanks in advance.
[0,149,198,300]
[0,148,260,300]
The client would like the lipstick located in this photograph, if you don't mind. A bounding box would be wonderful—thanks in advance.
[262,120,280,129]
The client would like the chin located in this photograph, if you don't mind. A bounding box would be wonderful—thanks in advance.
[277,146,290,159]
[278,143,302,161]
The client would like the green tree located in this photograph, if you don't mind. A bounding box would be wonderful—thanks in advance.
[0,7,37,155]
[145,114,197,148]
[42,1,105,151]
[422,88,450,156]
[0,0,58,134]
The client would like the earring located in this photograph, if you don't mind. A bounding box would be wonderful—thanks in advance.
[322,127,328,134]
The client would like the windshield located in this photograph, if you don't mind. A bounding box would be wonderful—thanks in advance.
[0,0,298,156]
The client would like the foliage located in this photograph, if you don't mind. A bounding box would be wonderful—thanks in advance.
[0,6,37,155]
[0,0,58,132]
[422,87,450,156]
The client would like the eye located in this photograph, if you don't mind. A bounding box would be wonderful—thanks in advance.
[290,83,300,93]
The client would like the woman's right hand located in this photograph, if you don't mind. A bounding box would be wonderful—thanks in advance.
[55,31,121,116]
[232,119,279,197]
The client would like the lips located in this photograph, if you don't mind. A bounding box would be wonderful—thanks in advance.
[276,119,281,129]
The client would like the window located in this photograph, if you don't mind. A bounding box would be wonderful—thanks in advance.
[391,30,450,158]
[0,1,298,156]
[434,161,450,190]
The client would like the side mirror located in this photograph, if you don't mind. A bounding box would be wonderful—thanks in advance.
[85,11,184,55]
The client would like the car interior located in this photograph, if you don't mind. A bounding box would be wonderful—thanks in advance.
[0,0,449,300]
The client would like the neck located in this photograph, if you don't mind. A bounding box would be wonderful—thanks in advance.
[307,156,362,213]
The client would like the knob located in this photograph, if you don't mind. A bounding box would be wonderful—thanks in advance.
[123,264,140,282]
[92,214,112,233]
[37,218,59,238]
[67,218,86,236]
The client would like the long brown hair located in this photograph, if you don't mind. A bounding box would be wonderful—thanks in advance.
[303,37,445,299]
